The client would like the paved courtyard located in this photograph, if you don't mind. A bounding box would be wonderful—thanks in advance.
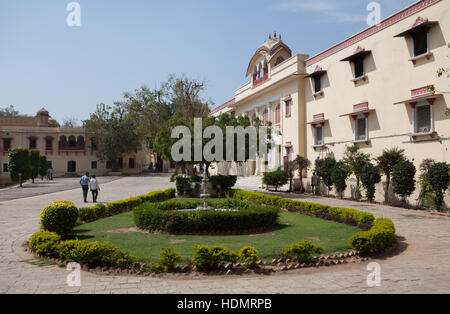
[0,175,449,294]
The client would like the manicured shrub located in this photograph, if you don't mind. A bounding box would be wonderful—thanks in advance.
[174,176,193,196]
[317,157,337,194]
[29,231,61,257]
[349,218,396,255]
[427,162,450,211]
[78,204,107,222]
[283,240,323,263]
[8,147,31,187]
[133,199,280,234]
[360,163,382,202]
[230,190,375,225]
[192,245,239,271]
[239,246,260,269]
[331,161,350,198]
[56,240,136,268]
[375,148,406,204]
[29,149,41,184]
[263,167,289,191]
[209,175,237,197]
[38,155,48,180]
[40,201,79,237]
[158,247,182,271]
[392,160,416,202]
[105,188,175,215]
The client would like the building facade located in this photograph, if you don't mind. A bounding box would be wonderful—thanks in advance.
[211,0,450,204]
[0,108,152,184]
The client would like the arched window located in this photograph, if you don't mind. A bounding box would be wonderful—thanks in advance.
[68,136,76,147]
[274,56,285,66]
[275,104,281,125]
[262,109,268,126]
[77,136,85,148]
[263,61,268,75]
[59,135,67,148]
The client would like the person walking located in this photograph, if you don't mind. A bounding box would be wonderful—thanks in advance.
[311,172,319,195]
[80,172,90,203]
[50,167,54,180]
[90,175,100,203]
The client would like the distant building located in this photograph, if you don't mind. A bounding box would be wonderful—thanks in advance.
[0,108,153,184]
[211,0,450,203]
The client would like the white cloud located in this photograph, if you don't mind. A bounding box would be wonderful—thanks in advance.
[272,0,367,24]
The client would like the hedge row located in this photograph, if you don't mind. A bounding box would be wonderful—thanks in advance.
[230,190,395,255]
[29,231,268,272]
[29,231,136,269]
[78,189,176,222]
[230,190,375,225]
[133,198,280,234]
[350,218,396,255]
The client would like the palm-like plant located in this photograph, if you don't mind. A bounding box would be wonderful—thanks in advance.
[375,148,406,204]
[293,155,311,193]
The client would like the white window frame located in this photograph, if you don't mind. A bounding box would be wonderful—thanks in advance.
[314,125,324,146]
[412,100,434,135]
[354,115,368,142]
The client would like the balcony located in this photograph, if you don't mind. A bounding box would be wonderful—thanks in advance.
[252,74,269,88]
[58,146,86,152]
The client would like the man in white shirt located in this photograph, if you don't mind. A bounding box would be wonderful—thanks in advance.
[90,175,100,203]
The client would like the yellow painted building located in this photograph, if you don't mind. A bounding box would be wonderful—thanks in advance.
[211,0,450,204]
[0,108,152,184]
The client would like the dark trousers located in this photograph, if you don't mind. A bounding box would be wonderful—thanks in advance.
[92,189,99,203]
[82,185,89,202]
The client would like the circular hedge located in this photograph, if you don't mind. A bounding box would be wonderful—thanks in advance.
[40,200,79,237]
[133,199,280,235]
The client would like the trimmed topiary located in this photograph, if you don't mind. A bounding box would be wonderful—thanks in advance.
[283,240,323,263]
[56,240,136,269]
[392,160,416,203]
[192,245,239,271]
[39,201,79,237]
[29,231,61,257]
[239,246,260,269]
[263,167,289,191]
[133,199,280,235]
[158,247,182,271]
[349,218,396,255]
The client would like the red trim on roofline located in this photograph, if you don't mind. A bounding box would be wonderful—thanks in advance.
[305,0,441,67]
[209,98,235,115]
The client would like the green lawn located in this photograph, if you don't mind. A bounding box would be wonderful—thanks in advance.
[74,211,360,263]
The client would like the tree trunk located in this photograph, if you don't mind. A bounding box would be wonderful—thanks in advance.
[300,171,304,193]
[384,175,390,204]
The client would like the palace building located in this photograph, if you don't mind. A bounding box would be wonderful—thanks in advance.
[0,108,153,184]
[210,0,449,203]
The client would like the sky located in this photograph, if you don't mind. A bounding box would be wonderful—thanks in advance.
[0,0,417,123]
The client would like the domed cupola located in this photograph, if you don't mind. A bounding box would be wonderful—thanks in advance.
[36,108,49,117]
[246,32,292,79]
[36,107,50,127]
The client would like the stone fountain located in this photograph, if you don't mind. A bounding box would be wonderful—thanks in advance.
[198,164,213,211]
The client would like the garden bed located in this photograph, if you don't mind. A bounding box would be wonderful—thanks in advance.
[28,188,397,275]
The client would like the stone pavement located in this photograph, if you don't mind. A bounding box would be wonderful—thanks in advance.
[1,175,449,294]
[0,176,121,203]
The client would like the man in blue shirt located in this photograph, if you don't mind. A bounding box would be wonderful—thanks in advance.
[80,173,90,203]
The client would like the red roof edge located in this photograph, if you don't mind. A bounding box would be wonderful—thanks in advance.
[210,98,236,115]
[305,0,441,67]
